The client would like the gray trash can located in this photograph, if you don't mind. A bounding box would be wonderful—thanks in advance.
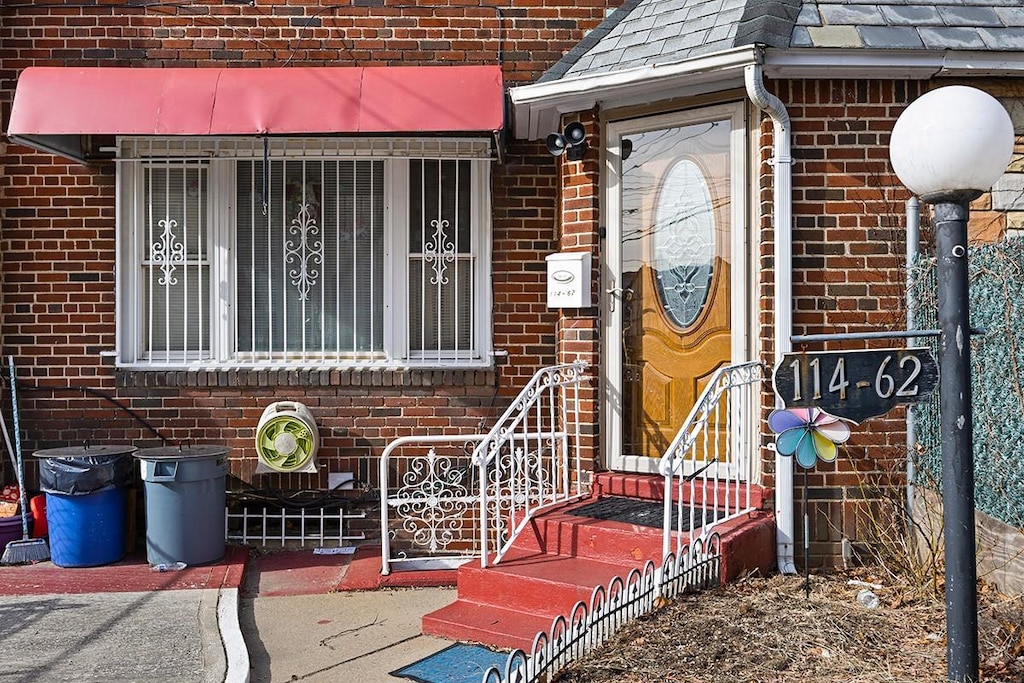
[135,445,229,566]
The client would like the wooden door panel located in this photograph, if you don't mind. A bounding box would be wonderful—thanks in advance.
[619,119,733,464]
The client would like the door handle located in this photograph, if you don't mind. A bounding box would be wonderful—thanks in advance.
[606,280,633,312]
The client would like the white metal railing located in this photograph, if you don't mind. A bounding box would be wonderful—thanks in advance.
[658,361,765,561]
[479,532,722,683]
[379,434,487,575]
[473,360,590,568]
[379,361,589,573]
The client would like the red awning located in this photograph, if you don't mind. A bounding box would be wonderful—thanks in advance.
[7,65,505,163]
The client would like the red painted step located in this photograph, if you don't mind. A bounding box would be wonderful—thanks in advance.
[422,474,776,651]
[516,505,664,565]
[593,471,766,510]
[422,518,662,649]
[453,547,641,615]
[422,599,552,653]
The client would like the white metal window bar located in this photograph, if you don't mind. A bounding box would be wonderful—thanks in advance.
[117,137,492,369]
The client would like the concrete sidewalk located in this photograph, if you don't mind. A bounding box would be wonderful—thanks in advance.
[0,546,249,683]
[242,589,456,683]
[0,589,226,682]
[239,547,461,682]
[0,546,464,683]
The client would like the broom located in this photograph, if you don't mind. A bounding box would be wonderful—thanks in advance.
[1,356,49,564]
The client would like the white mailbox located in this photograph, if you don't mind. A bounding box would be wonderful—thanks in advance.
[545,251,592,309]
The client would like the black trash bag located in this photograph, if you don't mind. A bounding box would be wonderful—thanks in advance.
[38,456,134,495]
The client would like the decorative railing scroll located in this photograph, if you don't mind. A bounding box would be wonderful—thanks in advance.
[472,360,590,568]
[379,361,589,574]
[379,434,486,575]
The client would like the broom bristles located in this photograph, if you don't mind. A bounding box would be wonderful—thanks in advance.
[1,537,50,564]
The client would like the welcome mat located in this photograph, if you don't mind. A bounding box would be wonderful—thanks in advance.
[568,496,725,531]
[390,643,508,683]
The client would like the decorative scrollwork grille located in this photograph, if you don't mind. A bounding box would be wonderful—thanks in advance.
[284,202,323,302]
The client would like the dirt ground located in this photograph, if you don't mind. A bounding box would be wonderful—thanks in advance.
[554,569,1024,683]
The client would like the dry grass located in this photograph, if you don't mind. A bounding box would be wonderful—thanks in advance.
[554,569,1024,683]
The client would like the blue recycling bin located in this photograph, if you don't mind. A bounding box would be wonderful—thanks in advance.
[34,445,136,568]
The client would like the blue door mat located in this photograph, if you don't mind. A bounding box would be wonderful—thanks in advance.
[390,643,508,683]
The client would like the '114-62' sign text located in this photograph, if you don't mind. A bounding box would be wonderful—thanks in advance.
[773,347,938,423]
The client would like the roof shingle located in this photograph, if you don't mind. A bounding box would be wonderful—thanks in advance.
[547,0,1024,83]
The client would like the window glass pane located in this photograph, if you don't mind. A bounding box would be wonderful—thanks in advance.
[141,163,210,359]
[146,165,206,257]
[409,160,474,354]
[144,267,210,352]
[121,141,490,368]
[236,159,385,357]
[410,160,471,253]
[409,258,473,351]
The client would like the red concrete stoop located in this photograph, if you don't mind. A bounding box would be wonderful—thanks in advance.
[421,473,776,651]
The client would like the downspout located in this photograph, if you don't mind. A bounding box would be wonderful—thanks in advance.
[745,58,797,574]
[905,198,921,526]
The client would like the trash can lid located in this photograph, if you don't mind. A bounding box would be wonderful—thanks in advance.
[134,444,231,460]
[33,444,138,458]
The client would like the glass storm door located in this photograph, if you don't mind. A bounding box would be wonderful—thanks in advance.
[606,105,745,472]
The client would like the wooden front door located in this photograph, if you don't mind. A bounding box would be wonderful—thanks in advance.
[607,106,743,471]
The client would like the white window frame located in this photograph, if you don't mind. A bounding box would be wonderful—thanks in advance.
[115,137,493,369]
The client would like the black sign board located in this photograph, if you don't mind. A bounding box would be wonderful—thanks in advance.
[773,347,938,423]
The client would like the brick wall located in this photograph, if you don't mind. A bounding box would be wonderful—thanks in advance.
[769,78,918,567]
[0,0,618,513]
[772,78,1020,566]
[553,112,601,470]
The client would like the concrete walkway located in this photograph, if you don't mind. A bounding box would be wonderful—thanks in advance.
[0,545,463,683]
[0,589,225,682]
[242,589,456,683]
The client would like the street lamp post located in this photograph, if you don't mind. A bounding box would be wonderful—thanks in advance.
[889,85,1015,683]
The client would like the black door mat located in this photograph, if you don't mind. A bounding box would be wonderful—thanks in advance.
[568,496,725,531]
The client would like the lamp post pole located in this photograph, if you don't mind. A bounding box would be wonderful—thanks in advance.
[889,85,1015,683]
[932,193,980,681]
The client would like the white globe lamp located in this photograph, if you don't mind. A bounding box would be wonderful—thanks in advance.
[890,85,1013,201]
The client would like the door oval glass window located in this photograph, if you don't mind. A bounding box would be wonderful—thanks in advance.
[652,159,715,328]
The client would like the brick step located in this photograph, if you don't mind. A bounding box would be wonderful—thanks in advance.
[515,506,664,566]
[594,472,766,509]
[421,599,552,652]
[453,547,643,615]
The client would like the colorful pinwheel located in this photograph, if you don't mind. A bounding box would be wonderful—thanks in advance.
[768,408,851,469]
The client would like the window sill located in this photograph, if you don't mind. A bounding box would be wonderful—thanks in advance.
[114,366,499,389]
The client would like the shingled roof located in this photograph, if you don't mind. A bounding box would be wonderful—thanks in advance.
[542,0,1024,84]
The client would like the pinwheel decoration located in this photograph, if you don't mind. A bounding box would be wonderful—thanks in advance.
[768,407,851,469]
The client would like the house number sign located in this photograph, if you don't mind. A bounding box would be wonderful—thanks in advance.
[773,347,938,422]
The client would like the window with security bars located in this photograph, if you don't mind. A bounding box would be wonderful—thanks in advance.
[139,162,211,362]
[117,139,492,368]
[409,159,474,358]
